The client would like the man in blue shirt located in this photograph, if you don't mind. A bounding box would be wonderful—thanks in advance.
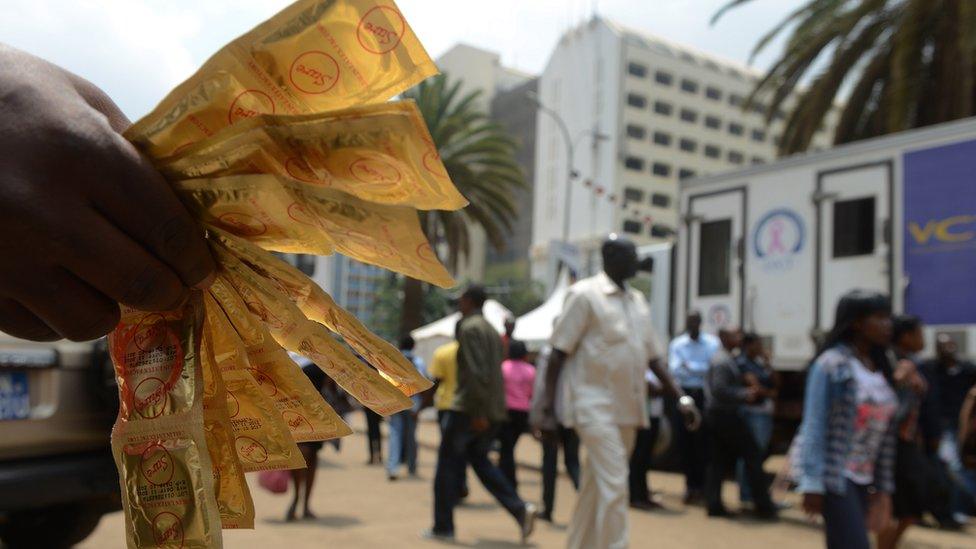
[669,311,720,504]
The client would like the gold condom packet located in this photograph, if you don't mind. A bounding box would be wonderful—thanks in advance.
[221,368,306,471]
[126,0,437,158]
[159,100,467,211]
[176,175,454,287]
[109,296,205,421]
[213,247,412,415]
[211,228,430,396]
[199,326,254,529]
[206,289,351,442]
[111,416,222,549]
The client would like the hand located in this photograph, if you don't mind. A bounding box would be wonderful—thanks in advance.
[745,386,761,403]
[0,45,215,341]
[867,492,893,533]
[470,416,490,433]
[802,493,823,517]
[677,396,702,431]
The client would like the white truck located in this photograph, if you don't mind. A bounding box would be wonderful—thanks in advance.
[671,117,976,419]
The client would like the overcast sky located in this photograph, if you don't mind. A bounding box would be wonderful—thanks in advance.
[1,0,797,119]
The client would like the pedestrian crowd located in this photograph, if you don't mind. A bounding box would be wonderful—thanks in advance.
[285,234,976,549]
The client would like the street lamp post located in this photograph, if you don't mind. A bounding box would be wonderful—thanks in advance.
[526,91,577,242]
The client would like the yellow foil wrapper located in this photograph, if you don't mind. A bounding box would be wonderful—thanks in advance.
[200,325,255,529]
[110,296,204,422]
[175,175,454,287]
[206,288,351,442]
[159,100,467,211]
[112,417,222,549]
[126,0,437,158]
[214,248,412,416]
[212,228,431,396]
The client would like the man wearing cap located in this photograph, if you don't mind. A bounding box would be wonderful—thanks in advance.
[541,235,701,549]
[425,285,537,543]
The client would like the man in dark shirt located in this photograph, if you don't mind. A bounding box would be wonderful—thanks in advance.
[425,285,536,543]
[920,334,976,520]
[703,328,777,519]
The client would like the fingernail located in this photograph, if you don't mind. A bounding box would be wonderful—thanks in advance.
[193,271,216,290]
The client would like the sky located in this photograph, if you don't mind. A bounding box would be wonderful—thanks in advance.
[0,0,798,119]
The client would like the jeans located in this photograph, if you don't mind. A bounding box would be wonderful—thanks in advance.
[438,410,468,495]
[629,417,660,503]
[704,410,774,515]
[386,409,417,476]
[497,410,529,491]
[365,408,383,462]
[432,411,526,534]
[676,388,708,493]
[737,410,773,503]
[938,427,976,515]
[822,479,870,549]
[541,424,581,518]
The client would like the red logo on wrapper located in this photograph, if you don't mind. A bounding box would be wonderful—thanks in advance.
[133,377,168,419]
[422,150,448,179]
[226,390,241,418]
[140,443,174,486]
[416,243,439,264]
[217,212,267,236]
[289,51,340,94]
[356,6,405,54]
[282,410,314,433]
[152,511,185,548]
[247,368,279,397]
[228,89,275,124]
[285,157,331,185]
[350,157,401,185]
[235,435,269,463]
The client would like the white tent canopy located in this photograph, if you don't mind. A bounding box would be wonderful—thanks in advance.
[512,269,571,351]
[410,299,513,367]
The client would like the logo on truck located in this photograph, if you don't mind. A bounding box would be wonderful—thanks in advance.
[753,208,805,271]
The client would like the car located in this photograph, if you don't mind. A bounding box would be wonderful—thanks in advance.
[0,333,120,548]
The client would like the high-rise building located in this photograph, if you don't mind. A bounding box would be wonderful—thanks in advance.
[530,17,837,289]
[309,255,387,333]
[435,44,536,283]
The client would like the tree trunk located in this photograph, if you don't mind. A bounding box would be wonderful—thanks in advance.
[398,277,425,338]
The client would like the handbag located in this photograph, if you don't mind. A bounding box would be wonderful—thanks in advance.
[257,469,291,494]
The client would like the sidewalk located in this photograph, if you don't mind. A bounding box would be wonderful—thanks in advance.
[82,414,974,548]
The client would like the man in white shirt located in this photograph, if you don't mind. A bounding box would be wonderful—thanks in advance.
[540,235,700,549]
[669,311,721,504]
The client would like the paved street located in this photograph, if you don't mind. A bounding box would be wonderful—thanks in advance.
[83,414,974,548]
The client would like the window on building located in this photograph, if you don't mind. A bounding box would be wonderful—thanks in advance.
[705,86,722,101]
[752,102,768,116]
[679,168,697,180]
[651,193,671,208]
[653,101,673,116]
[704,144,721,159]
[627,93,647,109]
[679,138,697,153]
[729,93,744,108]
[751,128,766,142]
[651,224,674,238]
[680,108,698,123]
[728,122,744,136]
[680,79,699,94]
[626,124,646,139]
[624,156,645,171]
[653,131,672,146]
[654,70,673,85]
[623,220,643,234]
[773,109,787,121]
[751,156,766,165]
[624,187,645,202]
[833,197,875,258]
[728,150,744,164]
[705,115,721,129]
[698,219,732,296]
[627,62,647,78]
[652,162,671,177]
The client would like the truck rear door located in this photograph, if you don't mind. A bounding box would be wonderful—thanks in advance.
[685,188,745,331]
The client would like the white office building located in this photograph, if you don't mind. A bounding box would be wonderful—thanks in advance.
[530,17,837,288]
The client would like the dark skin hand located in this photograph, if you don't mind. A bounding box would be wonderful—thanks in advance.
[0,45,215,341]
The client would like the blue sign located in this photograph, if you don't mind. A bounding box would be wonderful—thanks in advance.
[904,139,976,325]
[752,208,805,271]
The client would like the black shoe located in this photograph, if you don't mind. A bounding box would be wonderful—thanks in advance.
[707,507,735,518]
[630,499,665,511]
[753,508,779,521]
[684,490,705,506]
[519,503,538,543]
[538,511,553,523]
[420,528,455,542]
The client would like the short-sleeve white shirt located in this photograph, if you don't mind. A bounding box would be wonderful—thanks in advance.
[550,272,661,427]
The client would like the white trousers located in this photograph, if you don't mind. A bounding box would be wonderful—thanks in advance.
[567,423,636,549]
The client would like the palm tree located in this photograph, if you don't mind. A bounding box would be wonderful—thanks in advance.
[714,0,976,155]
[398,75,525,335]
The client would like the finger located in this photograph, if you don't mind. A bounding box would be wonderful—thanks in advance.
[64,71,131,132]
[17,269,120,341]
[56,209,188,311]
[0,298,60,341]
[85,128,216,289]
